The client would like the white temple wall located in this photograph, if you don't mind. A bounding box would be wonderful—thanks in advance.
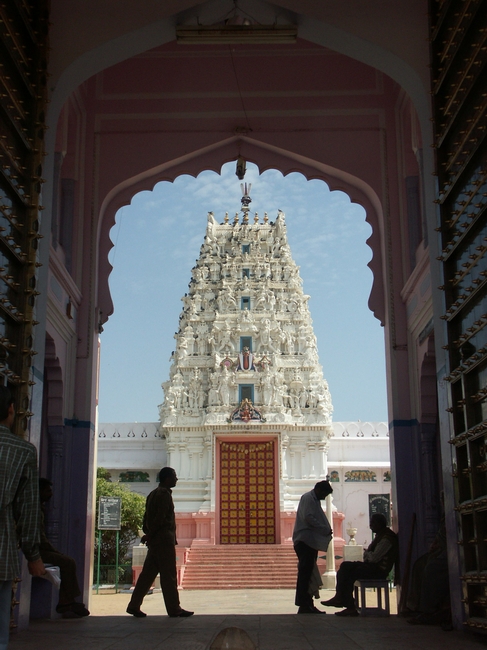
[97,423,166,497]
[97,419,390,548]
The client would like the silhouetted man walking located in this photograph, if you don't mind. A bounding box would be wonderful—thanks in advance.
[127,467,193,618]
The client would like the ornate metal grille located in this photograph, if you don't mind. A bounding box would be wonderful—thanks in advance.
[0,1,49,435]
[430,0,487,628]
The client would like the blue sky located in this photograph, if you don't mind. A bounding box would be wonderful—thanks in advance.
[98,162,387,424]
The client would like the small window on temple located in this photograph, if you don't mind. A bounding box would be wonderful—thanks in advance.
[239,384,254,402]
[242,268,250,278]
[242,244,250,254]
[241,296,250,310]
[240,336,252,351]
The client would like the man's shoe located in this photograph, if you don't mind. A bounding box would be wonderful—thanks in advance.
[169,609,194,618]
[61,610,83,619]
[56,603,74,613]
[335,608,359,617]
[297,605,326,614]
[321,597,345,608]
[126,606,147,618]
[71,602,90,617]
[56,602,90,618]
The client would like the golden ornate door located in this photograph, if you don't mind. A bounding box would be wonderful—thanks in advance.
[219,440,276,544]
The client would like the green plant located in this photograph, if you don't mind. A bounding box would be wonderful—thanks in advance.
[95,467,146,565]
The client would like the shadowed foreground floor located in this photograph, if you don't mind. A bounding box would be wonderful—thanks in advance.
[10,589,487,649]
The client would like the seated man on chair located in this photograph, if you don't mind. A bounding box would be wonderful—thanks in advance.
[322,513,398,616]
[39,478,89,618]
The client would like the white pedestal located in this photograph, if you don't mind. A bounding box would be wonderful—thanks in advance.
[343,544,363,562]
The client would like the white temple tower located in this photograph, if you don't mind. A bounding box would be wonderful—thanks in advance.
[159,186,334,545]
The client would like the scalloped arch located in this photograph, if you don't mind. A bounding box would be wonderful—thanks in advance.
[97,135,385,328]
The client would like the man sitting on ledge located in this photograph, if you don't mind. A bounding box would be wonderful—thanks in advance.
[39,478,89,618]
[321,513,398,617]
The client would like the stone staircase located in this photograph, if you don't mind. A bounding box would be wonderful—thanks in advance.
[180,544,299,589]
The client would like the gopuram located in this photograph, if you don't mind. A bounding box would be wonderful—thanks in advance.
[158,185,338,546]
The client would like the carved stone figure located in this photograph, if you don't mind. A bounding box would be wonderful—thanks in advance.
[254,287,267,311]
[271,369,285,406]
[195,322,208,355]
[171,371,185,409]
[206,211,218,240]
[197,386,205,409]
[275,210,286,238]
[297,324,309,354]
[259,318,272,349]
[186,369,201,411]
[289,370,305,410]
[211,322,234,355]
[201,289,214,312]
[261,368,273,405]
[190,293,202,314]
[218,366,234,406]
[177,336,188,361]
[183,324,195,355]
[277,292,287,313]
[254,260,263,279]
[217,286,237,312]
[208,372,220,406]
[281,327,295,355]
[272,237,281,257]
[210,261,220,282]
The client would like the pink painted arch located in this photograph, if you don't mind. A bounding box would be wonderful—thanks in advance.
[97,135,386,327]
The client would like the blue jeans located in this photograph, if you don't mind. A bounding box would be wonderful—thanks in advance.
[0,581,12,650]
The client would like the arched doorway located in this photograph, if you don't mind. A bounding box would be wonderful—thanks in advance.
[26,0,460,625]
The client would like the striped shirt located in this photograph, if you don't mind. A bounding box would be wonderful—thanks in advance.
[0,425,41,580]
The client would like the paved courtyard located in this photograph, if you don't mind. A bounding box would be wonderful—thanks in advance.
[9,589,487,650]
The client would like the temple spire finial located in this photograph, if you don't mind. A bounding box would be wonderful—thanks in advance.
[240,182,252,215]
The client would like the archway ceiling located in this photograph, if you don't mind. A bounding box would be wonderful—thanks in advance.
[90,38,402,204]
[49,0,429,89]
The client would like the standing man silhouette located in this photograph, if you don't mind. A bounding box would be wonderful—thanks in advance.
[0,385,45,649]
[126,467,193,618]
[293,480,333,614]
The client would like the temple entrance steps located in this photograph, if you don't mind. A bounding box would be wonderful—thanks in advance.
[180,544,298,589]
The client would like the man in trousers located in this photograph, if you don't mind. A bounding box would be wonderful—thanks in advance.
[293,480,333,614]
[126,467,193,618]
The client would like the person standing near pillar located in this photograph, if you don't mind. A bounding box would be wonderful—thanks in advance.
[126,467,193,618]
[0,385,45,649]
[292,480,333,614]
